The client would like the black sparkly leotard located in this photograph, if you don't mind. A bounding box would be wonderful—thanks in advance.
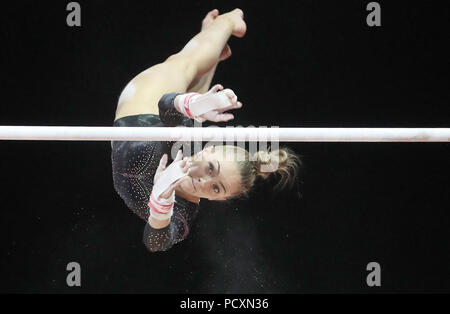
[111,93,199,252]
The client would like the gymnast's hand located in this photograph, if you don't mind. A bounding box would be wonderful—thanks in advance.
[175,84,243,123]
[153,150,191,199]
[199,84,243,122]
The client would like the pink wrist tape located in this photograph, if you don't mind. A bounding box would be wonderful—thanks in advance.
[177,93,200,119]
[148,191,175,221]
[176,91,232,121]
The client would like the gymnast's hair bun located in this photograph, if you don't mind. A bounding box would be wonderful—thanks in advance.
[252,147,302,191]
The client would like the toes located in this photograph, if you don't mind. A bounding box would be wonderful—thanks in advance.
[207,9,218,17]
[233,8,244,19]
[205,9,219,20]
[232,21,247,38]
[202,9,219,29]
[210,9,219,18]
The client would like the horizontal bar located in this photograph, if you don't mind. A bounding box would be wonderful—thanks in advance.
[0,126,449,142]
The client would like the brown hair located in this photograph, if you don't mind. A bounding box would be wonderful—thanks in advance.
[214,145,302,198]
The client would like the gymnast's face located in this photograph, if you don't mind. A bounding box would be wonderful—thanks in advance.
[177,145,241,201]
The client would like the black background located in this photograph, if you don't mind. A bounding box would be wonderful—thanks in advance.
[0,0,449,293]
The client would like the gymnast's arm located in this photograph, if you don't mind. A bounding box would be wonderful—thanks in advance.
[146,92,197,235]
[135,94,193,252]
[142,154,196,252]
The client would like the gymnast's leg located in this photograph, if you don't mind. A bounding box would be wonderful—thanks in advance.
[114,8,246,121]
[186,9,232,94]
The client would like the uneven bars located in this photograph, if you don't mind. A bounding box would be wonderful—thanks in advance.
[0,126,449,142]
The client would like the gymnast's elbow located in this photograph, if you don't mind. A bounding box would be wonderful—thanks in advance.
[143,238,172,253]
[143,240,162,253]
[142,223,173,253]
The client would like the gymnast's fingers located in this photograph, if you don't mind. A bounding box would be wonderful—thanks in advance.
[212,113,234,122]
[159,154,168,170]
[209,84,224,94]
[223,88,238,105]
[173,149,183,162]
[181,160,191,172]
[155,154,168,178]
[218,101,243,113]
[178,159,189,172]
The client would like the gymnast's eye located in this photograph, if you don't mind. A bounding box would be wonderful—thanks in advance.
[213,184,220,194]
[208,162,214,174]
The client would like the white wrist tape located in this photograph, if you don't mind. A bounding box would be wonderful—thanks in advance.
[176,91,232,122]
[152,160,188,199]
[148,191,175,221]
[148,158,188,221]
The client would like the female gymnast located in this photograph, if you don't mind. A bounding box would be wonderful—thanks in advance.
[111,9,301,252]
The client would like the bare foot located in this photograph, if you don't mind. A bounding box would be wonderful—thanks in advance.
[201,9,232,61]
[223,8,247,38]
